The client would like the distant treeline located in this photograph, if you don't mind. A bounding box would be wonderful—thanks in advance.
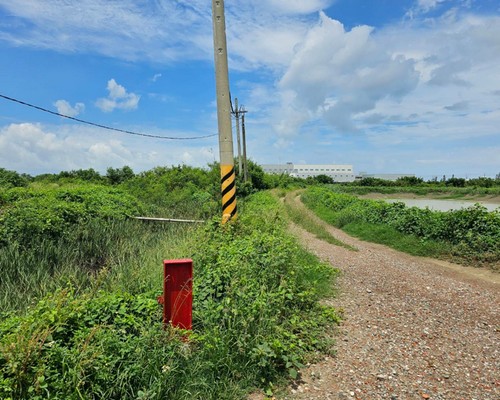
[1,165,500,192]
[351,175,500,188]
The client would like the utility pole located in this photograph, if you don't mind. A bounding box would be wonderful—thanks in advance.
[241,107,249,182]
[233,97,243,176]
[211,0,236,223]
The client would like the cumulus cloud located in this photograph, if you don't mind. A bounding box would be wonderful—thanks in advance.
[277,12,419,133]
[95,79,140,112]
[53,99,85,117]
[260,8,500,144]
[0,123,129,172]
[0,122,217,174]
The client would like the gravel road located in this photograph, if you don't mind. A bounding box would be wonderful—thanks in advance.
[281,195,499,400]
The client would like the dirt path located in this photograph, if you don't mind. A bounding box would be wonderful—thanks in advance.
[281,194,499,400]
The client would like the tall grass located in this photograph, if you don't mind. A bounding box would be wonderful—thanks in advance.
[283,195,357,251]
[0,219,194,312]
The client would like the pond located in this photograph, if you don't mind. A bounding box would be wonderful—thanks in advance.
[385,198,500,212]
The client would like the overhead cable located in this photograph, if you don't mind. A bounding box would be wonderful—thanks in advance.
[0,94,217,140]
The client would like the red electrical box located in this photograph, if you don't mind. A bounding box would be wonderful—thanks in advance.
[161,259,193,330]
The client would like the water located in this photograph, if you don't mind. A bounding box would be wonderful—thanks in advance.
[385,198,500,212]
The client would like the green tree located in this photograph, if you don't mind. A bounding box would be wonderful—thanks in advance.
[446,177,466,187]
[106,166,135,185]
[0,168,29,188]
[312,174,334,184]
[58,168,104,182]
[396,176,424,186]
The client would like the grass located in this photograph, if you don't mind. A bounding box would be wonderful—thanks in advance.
[342,222,449,257]
[0,218,195,313]
[283,195,357,251]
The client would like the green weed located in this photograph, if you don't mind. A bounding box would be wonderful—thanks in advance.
[302,187,500,267]
[283,196,357,251]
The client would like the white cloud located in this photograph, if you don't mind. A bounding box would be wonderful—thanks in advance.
[0,122,217,175]
[0,0,327,70]
[262,0,335,15]
[151,73,162,82]
[417,0,449,12]
[0,0,209,62]
[405,0,450,18]
[53,99,85,117]
[277,12,419,133]
[95,79,140,112]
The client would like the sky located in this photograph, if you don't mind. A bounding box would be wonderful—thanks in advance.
[0,0,499,179]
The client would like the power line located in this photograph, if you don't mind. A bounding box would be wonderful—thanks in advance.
[0,93,217,140]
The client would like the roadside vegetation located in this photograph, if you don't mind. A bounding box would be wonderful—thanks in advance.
[301,186,500,270]
[337,175,500,197]
[0,165,339,399]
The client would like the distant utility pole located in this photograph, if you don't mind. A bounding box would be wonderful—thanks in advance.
[241,107,249,182]
[232,98,248,178]
[233,97,243,176]
[211,0,237,223]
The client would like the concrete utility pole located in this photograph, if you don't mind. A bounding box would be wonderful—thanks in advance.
[211,0,237,223]
[234,97,243,176]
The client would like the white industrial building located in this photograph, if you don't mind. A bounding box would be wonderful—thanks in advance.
[262,163,356,182]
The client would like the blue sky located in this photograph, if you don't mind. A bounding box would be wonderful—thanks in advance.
[0,0,499,179]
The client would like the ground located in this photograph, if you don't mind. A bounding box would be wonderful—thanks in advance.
[252,193,499,400]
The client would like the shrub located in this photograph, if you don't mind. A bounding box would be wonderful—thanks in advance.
[302,187,500,265]
[0,185,143,246]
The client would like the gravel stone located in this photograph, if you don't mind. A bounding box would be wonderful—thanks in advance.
[280,194,500,400]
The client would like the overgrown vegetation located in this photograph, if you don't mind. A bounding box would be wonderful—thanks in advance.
[302,187,500,269]
[334,175,500,196]
[0,164,340,399]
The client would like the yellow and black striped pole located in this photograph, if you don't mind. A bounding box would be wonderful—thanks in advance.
[212,0,237,223]
[221,165,237,222]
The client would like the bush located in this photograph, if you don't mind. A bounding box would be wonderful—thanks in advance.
[302,187,500,265]
[0,185,143,246]
[0,168,29,189]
